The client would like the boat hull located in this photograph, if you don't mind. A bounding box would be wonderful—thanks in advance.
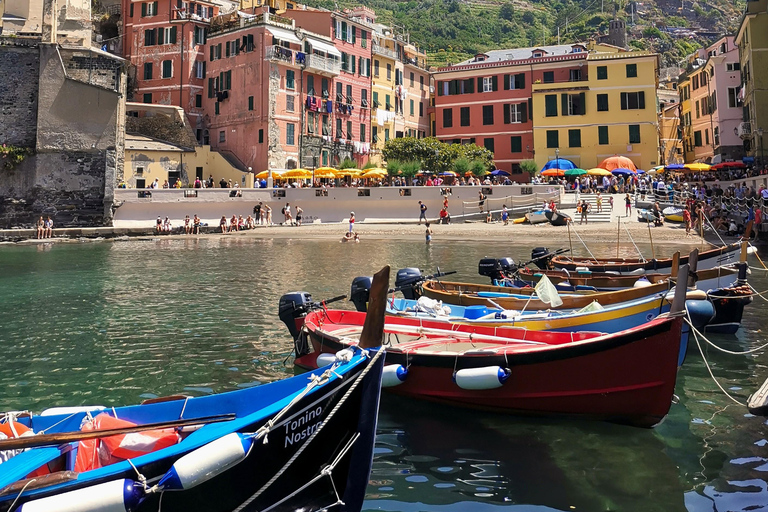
[300,311,682,428]
[545,210,571,226]
[526,211,549,224]
[550,242,742,274]
[0,351,384,512]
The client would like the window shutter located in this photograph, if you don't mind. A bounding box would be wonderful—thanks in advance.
[141,3,146,16]
[528,98,533,118]
[492,76,498,91]
[477,77,482,92]
[225,42,230,57]
[620,92,627,110]
[504,75,510,90]
[202,61,206,78]
[437,81,443,96]
[153,1,158,14]
[579,92,585,115]
[639,91,646,109]
[351,55,356,73]
[210,45,215,61]
[157,27,164,45]
[519,73,525,89]
[352,27,356,43]
[170,26,177,44]
[145,29,151,46]
[235,39,240,54]
[520,102,527,123]
[503,104,510,124]
[341,22,347,40]
[561,94,568,116]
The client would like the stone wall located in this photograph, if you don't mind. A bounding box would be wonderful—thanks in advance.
[0,40,127,228]
[0,40,40,147]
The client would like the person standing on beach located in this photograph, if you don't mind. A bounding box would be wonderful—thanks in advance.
[579,200,590,225]
[683,207,692,236]
[418,201,428,224]
[625,193,632,216]
[478,191,486,212]
[349,211,355,233]
[501,205,509,225]
[596,192,603,213]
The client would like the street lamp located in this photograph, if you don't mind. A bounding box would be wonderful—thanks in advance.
[555,147,560,165]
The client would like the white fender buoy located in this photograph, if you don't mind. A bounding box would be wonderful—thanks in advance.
[748,246,758,255]
[40,405,105,417]
[18,479,143,512]
[316,353,338,367]
[316,349,354,368]
[158,432,253,491]
[453,366,510,390]
[633,277,652,288]
[381,365,408,387]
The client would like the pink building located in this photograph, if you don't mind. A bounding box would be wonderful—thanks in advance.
[287,7,373,167]
[683,36,744,163]
[122,0,233,140]
[204,8,342,171]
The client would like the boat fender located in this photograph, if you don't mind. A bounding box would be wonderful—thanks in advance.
[633,277,652,288]
[685,299,715,329]
[748,246,758,255]
[315,349,355,368]
[685,289,708,301]
[453,366,511,390]
[40,406,105,417]
[17,479,144,512]
[158,433,253,491]
[381,364,408,387]
[574,267,590,272]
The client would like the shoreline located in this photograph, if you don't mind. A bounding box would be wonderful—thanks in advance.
[1,219,741,248]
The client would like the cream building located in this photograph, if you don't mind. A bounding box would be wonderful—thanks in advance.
[2,0,92,45]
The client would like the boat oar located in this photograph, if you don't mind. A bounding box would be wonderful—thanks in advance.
[0,413,236,451]
[359,265,390,350]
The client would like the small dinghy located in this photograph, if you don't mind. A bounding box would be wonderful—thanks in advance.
[663,206,684,223]
[545,210,571,226]
[525,210,549,224]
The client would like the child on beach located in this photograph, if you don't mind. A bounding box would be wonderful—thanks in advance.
[502,205,509,225]
[625,194,632,216]
[425,222,432,244]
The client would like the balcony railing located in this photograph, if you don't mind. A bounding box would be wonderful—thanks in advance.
[372,43,396,60]
[305,54,340,75]
[266,45,294,64]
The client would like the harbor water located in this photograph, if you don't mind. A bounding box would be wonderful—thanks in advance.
[1,237,767,512]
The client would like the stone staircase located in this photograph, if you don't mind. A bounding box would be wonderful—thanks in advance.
[560,193,614,223]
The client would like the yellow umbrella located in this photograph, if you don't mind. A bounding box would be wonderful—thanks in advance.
[361,169,388,178]
[587,168,612,176]
[335,168,363,177]
[314,167,338,174]
[684,162,712,172]
[282,168,312,178]
[255,170,285,179]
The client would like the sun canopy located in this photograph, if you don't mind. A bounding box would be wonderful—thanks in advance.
[307,38,341,58]
[361,169,387,178]
[611,167,635,176]
[587,168,612,176]
[564,168,587,176]
[541,168,565,177]
[599,156,637,172]
[542,158,576,171]
[282,168,312,178]
[266,26,302,46]
[255,170,285,179]
[684,162,712,172]
[491,169,511,176]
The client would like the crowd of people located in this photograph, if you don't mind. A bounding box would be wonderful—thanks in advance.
[151,202,308,235]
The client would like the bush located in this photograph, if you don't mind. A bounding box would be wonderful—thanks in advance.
[453,157,470,175]
[339,157,357,169]
[0,144,33,170]
[470,160,488,177]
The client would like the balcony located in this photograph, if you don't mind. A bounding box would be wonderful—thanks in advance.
[737,122,751,139]
[305,54,340,76]
[372,43,396,60]
[266,45,295,65]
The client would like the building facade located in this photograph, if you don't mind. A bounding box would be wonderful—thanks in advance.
[122,0,236,139]
[735,0,768,166]
[532,49,660,171]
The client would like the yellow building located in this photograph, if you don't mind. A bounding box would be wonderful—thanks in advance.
[735,0,768,166]
[532,49,660,171]
[125,135,252,188]
[370,28,398,163]
[659,101,684,165]
[677,76,694,163]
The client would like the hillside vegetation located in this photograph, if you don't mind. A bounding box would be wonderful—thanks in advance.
[309,0,746,68]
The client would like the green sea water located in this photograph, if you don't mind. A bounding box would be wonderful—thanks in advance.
[1,237,767,512]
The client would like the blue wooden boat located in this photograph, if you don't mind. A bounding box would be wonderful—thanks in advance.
[0,348,384,512]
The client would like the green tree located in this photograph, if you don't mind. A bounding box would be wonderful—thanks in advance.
[470,160,488,178]
[520,160,538,176]
[401,160,421,184]
[339,157,357,169]
[499,3,514,20]
[386,159,403,177]
[453,157,470,175]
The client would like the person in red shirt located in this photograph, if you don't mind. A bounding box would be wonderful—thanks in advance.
[683,208,692,236]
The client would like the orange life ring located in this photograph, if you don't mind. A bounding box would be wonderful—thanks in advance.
[0,421,31,438]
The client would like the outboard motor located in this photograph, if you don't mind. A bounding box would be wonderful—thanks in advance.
[395,267,423,300]
[478,257,516,282]
[350,276,373,312]
[278,292,313,341]
[531,247,552,270]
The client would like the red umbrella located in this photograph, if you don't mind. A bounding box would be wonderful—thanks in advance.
[598,156,637,172]
[711,161,746,170]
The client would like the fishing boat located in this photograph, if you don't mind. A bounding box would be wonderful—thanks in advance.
[545,210,571,226]
[637,209,656,223]
[545,241,747,274]
[478,257,742,292]
[292,294,686,428]
[0,348,384,512]
[419,278,671,311]
[525,210,549,224]
[663,206,685,223]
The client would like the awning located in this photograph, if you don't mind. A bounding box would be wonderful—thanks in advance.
[266,26,301,46]
[307,38,341,58]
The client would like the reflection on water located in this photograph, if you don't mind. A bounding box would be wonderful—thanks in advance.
[0,237,767,512]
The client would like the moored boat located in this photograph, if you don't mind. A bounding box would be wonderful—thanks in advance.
[663,206,684,223]
[637,209,657,223]
[0,349,384,512]
[294,306,685,428]
[525,210,549,224]
[545,210,571,226]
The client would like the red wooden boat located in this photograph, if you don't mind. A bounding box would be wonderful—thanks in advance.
[294,309,683,428]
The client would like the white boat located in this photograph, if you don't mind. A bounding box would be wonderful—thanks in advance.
[526,210,549,224]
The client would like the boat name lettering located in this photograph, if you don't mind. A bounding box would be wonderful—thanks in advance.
[284,406,323,447]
